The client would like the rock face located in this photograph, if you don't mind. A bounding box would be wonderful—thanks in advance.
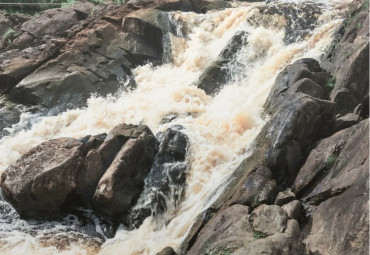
[127,125,188,228]
[0,138,85,219]
[323,1,369,116]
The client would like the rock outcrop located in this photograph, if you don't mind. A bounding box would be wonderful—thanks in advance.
[0,124,158,220]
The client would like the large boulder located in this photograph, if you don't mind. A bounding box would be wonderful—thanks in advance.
[0,138,85,219]
[127,125,188,228]
[92,132,157,218]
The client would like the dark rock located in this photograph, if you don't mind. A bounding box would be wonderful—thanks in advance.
[191,0,231,13]
[261,94,335,185]
[0,138,85,219]
[250,204,288,236]
[252,2,323,43]
[274,189,295,206]
[155,247,177,255]
[0,96,23,138]
[230,165,278,208]
[127,125,188,228]
[196,31,248,96]
[264,58,329,116]
[92,132,157,218]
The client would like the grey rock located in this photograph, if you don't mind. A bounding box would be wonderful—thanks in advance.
[251,204,288,236]
[281,200,302,220]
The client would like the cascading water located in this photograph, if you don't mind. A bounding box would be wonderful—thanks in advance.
[0,0,352,254]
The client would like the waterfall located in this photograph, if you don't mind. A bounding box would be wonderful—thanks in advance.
[0,0,350,254]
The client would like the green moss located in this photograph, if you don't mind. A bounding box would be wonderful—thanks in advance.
[204,248,234,255]
[325,76,336,89]
[253,230,266,240]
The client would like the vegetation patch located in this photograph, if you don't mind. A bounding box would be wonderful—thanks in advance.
[203,247,235,255]
[325,76,336,89]
[253,230,266,240]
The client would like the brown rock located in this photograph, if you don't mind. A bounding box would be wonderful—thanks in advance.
[92,132,156,218]
[0,138,84,219]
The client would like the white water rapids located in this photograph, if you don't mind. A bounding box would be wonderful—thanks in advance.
[0,0,352,254]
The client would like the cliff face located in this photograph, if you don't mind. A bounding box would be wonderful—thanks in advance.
[0,0,368,254]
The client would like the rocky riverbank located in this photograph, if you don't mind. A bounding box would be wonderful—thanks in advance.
[0,0,368,254]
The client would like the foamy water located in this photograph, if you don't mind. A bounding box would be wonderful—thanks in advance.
[0,1,349,254]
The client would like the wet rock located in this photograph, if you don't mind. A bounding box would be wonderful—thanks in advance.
[92,132,157,218]
[230,165,278,208]
[261,94,335,185]
[156,247,177,255]
[264,58,330,116]
[191,0,231,13]
[0,138,85,219]
[196,60,229,96]
[253,2,323,43]
[0,96,23,138]
[250,204,288,236]
[274,189,295,206]
[281,200,302,220]
[196,31,248,96]
[127,125,188,229]
[187,204,254,255]
[304,178,368,255]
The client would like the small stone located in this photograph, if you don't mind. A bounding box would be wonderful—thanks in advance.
[156,247,176,255]
[251,205,288,236]
[275,189,296,206]
[282,200,302,220]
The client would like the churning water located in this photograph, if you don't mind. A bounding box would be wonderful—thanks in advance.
[0,0,351,254]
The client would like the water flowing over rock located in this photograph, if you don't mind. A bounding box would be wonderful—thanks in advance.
[0,0,368,254]
[127,125,188,228]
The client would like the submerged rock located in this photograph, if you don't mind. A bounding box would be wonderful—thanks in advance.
[127,125,188,228]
